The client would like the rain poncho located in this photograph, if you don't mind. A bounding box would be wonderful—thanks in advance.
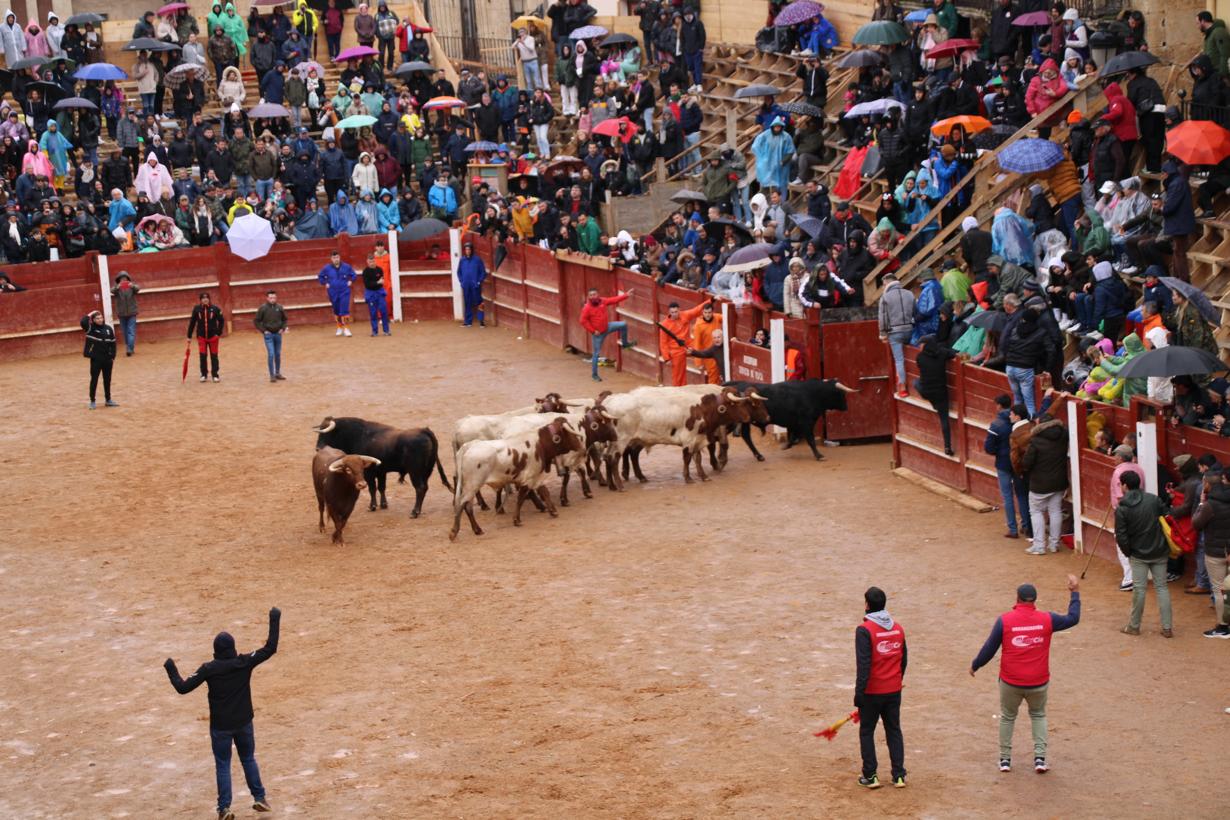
[951,308,986,357]
[376,188,400,230]
[37,123,71,175]
[940,267,971,303]
[1,11,26,65]
[328,190,358,235]
[222,3,248,57]
[1033,228,1068,285]
[868,217,900,259]
[895,171,927,224]
[206,3,226,36]
[1097,332,1146,405]
[751,120,794,193]
[1078,365,1112,399]
[108,195,136,232]
[1144,327,1174,403]
[21,139,53,179]
[1077,209,1110,258]
[991,207,1035,269]
[749,191,768,232]
[294,203,331,239]
[354,190,379,234]
[930,151,961,199]
[134,153,172,201]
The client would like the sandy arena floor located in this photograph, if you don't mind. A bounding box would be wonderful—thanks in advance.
[0,320,1223,819]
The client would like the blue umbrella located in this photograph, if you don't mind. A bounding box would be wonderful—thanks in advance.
[774,1,824,27]
[465,140,500,153]
[996,138,1065,174]
[904,9,930,23]
[73,62,127,81]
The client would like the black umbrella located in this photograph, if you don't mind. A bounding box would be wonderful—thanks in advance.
[1118,345,1226,379]
[600,32,638,48]
[124,38,181,52]
[704,218,753,244]
[967,309,1008,333]
[670,189,708,204]
[64,13,104,26]
[1099,50,1159,78]
[53,97,97,111]
[837,49,884,69]
[399,218,451,242]
[394,61,436,76]
[0,68,12,95]
[8,56,48,71]
[1162,276,1221,324]
[734,84,781,99]
[778,100,825,119]
[25,81,66,102]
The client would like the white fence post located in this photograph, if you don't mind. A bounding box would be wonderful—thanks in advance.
[449,228,463,322]
[769,318,785,382]
[388,229,403,323]
[96,254,113,325]
[1136,421,1159,495]
[1067,400,1084,554]
[721,301,731,383]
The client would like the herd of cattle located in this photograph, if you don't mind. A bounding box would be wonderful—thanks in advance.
[310,378,857,544]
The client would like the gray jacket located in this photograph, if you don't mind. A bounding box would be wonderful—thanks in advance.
[878,280,915,334]
[111,281,140,318]
[116,117,140,150]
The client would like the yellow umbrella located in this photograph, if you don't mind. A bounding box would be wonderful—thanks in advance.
[511,15,548,32]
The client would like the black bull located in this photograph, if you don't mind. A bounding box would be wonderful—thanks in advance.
[721,379,857,461]
[313,416,452,517]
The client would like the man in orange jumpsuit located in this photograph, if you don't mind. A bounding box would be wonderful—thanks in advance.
[658,300,706,386]
[690,300,724,384]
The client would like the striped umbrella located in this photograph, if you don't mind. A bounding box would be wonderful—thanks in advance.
[422,96,465,110]
[996,138,1065,173]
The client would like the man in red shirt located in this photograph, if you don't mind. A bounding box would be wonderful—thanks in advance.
[970,575,1081,774]
[854,586,907,789]
[579,287,636,382]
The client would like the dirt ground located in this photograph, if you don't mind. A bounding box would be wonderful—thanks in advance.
[0,320,1224,819]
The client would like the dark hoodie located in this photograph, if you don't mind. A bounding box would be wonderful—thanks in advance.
[1115,489,1169,561]
[164,608,280,730]
[1022,414,1068,494]
[1193,480,1230,559]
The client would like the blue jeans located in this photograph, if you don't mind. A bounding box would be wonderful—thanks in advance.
[255,178,274,202]
[1074,292,1094,330]
[262,331,282,377]
[1195,539,1211,590]
[997,468,1032,536]
[591,321,628,377]
[887,329,911,392]
[1005,365,1037,417]
[685,50,703,85]
[642,108,653,133]
[118,315,137,353]
[234,174,253,198]
[365,288,389,334]
[732,186,751,223]
[1059,196,1080,241]
[522,59,540,91]
[684,131,701,173]
[210,722,265,812]
[140,92,154,114]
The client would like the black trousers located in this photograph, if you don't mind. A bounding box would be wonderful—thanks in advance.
[89,358,113,402]
[858,691,905,779]
[1139,113,1165,174]
[199,352,219,377]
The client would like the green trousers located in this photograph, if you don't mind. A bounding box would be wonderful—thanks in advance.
[999,679,1048,759]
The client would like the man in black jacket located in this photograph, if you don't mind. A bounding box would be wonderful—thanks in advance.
[854,586,907,789]
[1192,468,1230,638]
[187,291,226,382]
[1125,67,1166,173]
[797,52,830,109]
[1089,119,1124,191]
[165,607,280,819]
[1115,472,1173,636]
[988,0,1017,61]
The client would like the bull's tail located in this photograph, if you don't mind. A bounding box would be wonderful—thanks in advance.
[427,428,454,491]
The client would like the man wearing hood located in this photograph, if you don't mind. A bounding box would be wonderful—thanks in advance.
[354,188,379,234]
[1198,11,1230,78]
[0,11,24,67]
[164,607,280,818]
[327,190,357,236]
[284,150,319,210]
[428,173,458,220]
[959,215,992,276]
[457,242,488,328]
[376,188,400,231]
[751,117,794,194]
[1021,408,1067,555]
[293,198,330,239]
[680,8,705,86]
[1115,471,1173,636]
[853,586,907,790]
[250,28,276,82]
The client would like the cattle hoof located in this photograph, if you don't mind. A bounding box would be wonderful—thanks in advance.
[368,504,377,512]
[410,510,420,519]
[583,491,592,499]
[318,524,326,533]
[379,499,388,510]
[513,519,522,527]
[813,453,826,461]
[684,477,694,484]
[700,475,710,482]
[755,454,766,462]
[448,530,458,542]
[559,498,570,507]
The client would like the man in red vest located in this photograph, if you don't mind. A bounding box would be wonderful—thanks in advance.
[854,586,907,789]
[970,575,1081,774]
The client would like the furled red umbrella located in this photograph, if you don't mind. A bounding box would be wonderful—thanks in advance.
[924,38,980,60]
[334,45,379,62]
[1012,10,1051,26]
[931,114,992,136]
[591,116,638,142]
[814,710,860,740]
[181,340,191,383]
[774,0,825,27]
[1164,120,1230,167]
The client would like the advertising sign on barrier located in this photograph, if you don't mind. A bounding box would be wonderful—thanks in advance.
[730,339,771,383]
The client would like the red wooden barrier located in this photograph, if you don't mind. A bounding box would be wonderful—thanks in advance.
[730,339,772,382]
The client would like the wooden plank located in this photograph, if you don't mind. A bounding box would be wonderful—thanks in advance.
[892,466,995,513]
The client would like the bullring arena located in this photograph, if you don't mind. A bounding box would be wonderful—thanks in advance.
[0,314,1223,818]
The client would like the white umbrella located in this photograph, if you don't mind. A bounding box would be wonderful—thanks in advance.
[843,98,905,119]
[226,213,275,261]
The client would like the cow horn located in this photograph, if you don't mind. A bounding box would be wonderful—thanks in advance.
[563,400,589,408]
[358,456,382,467]
[750,391,768,401]
[313,418,337,433]
[327,458,346,472]
[835,382,860,393]
[727,393,748,402]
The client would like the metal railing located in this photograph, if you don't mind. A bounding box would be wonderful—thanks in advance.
[1179,99,1230,131]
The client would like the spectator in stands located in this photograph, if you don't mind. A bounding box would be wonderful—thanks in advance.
[915,334,957,455]
[1198,11,1230,79]
[1115,470,1173,637]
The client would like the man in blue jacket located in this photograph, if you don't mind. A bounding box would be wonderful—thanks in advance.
[318,249,357,336]
[986,394,1032,539]
[1162,159,1195,282]
[164,607,280,819]
[456,241,487,327]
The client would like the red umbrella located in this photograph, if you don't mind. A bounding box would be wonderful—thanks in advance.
[592,116,638,143]
[157,2,190,15]
[925,38,980,60]
[1164,120,1230,166]
[1012,10,1051,26]
[181,339,191,383]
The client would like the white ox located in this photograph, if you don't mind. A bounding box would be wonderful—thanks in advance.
[450,417,586,540]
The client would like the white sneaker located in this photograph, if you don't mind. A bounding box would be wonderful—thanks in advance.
[1025,546,1046,555]
[1065,323,1082,334]
[343,327,353,337]
[1046,544,1058,553]
[790,177,804,185]
[199,375,207,382]
[335,327,343,336]
[1058,318,1073,331]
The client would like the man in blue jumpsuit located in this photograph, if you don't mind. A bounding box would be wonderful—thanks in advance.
[456,241,487,327]
[318,249,357,336]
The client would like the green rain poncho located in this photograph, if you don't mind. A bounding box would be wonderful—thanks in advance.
[1097,333,1146,406]
[222,3,248,58]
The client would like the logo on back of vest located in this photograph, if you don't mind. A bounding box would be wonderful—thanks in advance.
[1010,635,1044,648]
[876,640,902,654]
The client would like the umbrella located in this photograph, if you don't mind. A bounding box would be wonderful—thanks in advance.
[705,218,753,244]
[249,102,291,118]
[591,116,638,141]
[931,114,991,136]
[1012,10,1051,26]
[334,45,379,62]
[852,20,909,46]
[904,9,930,23]
[25,81,66,102]
[600,32,638,48]
[158,2,190,14]
[734,84,782,99]
[844,98,904,118]
[774,0,825,27]
[996,138,1064,173]
[181,339,191,383]
[335,114,378,129]
[670,189,709,204]
[394,60,435,76]
[778,100,825,118]
[64,13,104,26]
[137,214,174,232]
[510,15,549,32]
[53,97,97,111]
[465,140,500,153]
[422,96,465,110]
[1163,120,1230,167]
[8,56,47,71]
[1118,345,1227,379]
[1099,50,1158,78]
[1162,277,1221,325]
[399,218,451,242]
[790,213,824,240]
[722,242,778,273]
[925,38,980,60]
[163,62,209,88]
[967,310,1008,332]
[569,25,608,40]
[293,60,325,78]
[124,38,181,52]
[226,213,276,261]
[73,62,127,81]
[836,49,883,68]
